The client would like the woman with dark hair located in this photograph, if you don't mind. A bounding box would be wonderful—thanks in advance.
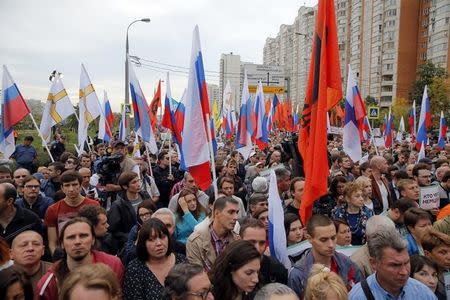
[0,266,33,300]
[108,171,151,252]
[313,175,347,217]
[123,200,157,265]
[333,219,352,246]
[284,213,304,246]
[123,218,186,300]
[211,240,262,300]
[174,188,206,244]
[410,255,439,294]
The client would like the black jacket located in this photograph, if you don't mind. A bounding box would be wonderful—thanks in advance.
[107,193,139,249]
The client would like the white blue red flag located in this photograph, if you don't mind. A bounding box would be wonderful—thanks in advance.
[343,65,367,162]
[267,94,279,132]
[1,65,30,158]
[362,116,371,142]
[254,81,268,150]
[221,80,235,138]
[438,111,447,149]
[118,104,127,142]
[416,85,431,150]
[129,62,157,154]
[236,72,253,160]
[268,170,290,269]
[181,25,212,191]
[98,91,114,142]
[384,108,394,148]
[409,100,416,143]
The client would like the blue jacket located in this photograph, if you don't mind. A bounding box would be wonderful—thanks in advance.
[15,194,54,219]
[175,212,206,244]
[40,179,58,200]
[406,233,421,256]
[288,248,363,298]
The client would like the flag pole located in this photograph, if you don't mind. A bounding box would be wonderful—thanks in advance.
[75,112,93,153]
[28,112,55,162]
[206,113,218,200]
[144,143,154,178]
[365,116,379,156]
[168,132,172,176]
[97,91,113,142]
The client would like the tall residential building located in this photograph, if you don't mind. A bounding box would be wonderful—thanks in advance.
[219,53,241,112]
[207,83,220,109]
[427,0,450,69]
[264,0,439,109]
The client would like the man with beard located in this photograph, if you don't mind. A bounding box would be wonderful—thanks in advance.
[35,217,124,299]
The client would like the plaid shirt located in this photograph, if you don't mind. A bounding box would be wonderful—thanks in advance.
[210,228,231,257]
[169,180,186,199]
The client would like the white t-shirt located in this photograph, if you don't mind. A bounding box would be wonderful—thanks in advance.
[377,180,389,212]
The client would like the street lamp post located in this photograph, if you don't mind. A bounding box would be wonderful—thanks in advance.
[125,18,150,134]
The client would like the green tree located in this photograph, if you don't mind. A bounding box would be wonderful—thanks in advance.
[391,97,410,130]
[409,61,448,104]
[428,77,450,128]
[365,95,378,106]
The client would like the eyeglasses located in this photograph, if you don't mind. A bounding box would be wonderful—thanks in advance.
[24,185,40,189]
[139,212,152,218]
[14,175,27,179]
[184,286,213,300]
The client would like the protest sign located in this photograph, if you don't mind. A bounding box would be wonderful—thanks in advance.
[419,185,440,210]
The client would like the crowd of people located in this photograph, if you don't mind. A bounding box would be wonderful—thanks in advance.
[0,130,449,300]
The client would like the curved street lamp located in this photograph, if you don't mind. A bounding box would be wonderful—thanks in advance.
[124,18,150,134]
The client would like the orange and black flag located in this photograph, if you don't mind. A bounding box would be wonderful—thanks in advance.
[298,0,342,225]
[149,80,161,130]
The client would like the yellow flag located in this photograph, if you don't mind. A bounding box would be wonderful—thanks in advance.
[212,100,221,132]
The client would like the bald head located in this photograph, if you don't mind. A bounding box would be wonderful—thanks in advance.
[370,156,388,174]
[78,168,91,187]
[11,230,43,248]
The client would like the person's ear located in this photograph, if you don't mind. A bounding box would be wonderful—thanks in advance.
[369,257,377,272]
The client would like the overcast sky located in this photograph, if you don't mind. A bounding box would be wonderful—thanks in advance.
[1,0,318,111]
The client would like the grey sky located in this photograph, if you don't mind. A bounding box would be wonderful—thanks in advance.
[1,0,317,111]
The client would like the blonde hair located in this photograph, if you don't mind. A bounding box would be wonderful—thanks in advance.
[59,263,121,300]
[304,264,348,300]
[343,181,362,200]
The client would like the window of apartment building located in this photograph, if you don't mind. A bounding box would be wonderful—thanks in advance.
[423,7,430,15]
[384,63,394,70]
[385,9,397,17]
[379,24,382,33]
[385,31,395,41]
[384,42,395,49]
[446,17,450,24]
[419,52,427,60]
[338,10,346,17]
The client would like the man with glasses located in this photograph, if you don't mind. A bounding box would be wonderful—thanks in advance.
[153,150,182,208]
[16,175,54,220]
[164,263,214,300]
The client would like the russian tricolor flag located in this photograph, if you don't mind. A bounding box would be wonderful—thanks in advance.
[268,170,290,268]
[129,62,157,153]
[1,66,30,158]
[384,108,393,148]
[267,94,279,132]
[181,25,212,191]
[236,72,253,160]
[438,111,447,149]
[416,85,431,150]
[343,65,367,162]
[254,81,268,150]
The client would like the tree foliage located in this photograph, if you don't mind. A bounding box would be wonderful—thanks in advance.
[409,61,448,104]
[428,77,450,128]
[392,97,410,130]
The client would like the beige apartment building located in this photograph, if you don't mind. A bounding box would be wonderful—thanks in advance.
[263,0,448,109]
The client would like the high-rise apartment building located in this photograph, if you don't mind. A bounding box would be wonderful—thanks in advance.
[263,0,447,109]
[219,53,241,112]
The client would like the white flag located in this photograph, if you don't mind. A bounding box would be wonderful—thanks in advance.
[396,116,405,142]
[78,64,101,147]
[98,91,107,140]
[40,74,76,141]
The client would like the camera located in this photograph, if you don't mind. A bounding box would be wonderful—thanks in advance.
[97,154,122,185]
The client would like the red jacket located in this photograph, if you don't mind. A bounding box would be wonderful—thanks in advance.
[35,250,124,300]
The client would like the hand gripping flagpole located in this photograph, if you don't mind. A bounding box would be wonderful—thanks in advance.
[206,113,218,200]
[28,112,55,162]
